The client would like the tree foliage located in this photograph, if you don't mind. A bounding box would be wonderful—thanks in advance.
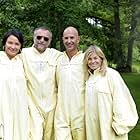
[0,0,139,72]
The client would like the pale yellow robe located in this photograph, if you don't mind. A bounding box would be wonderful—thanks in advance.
[0,51,30,140]
[21,47,62,140]
[55,51,86,140]
[85,67,138,140]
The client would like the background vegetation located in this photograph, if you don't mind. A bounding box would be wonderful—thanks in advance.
[122,72,140,140]
[0,1,139,139]
[0,0,140,72]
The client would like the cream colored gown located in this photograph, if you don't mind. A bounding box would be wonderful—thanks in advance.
[55,51,86,140]
[85,67,138,140]
[22,47,62,140]
[0,51,29,140]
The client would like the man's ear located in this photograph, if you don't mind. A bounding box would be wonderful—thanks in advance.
[77,36,80,44]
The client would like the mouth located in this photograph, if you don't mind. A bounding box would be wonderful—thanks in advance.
[37,43,45,47]
[9,48,18,53]
[38,43,44,45]
[67,44,73,48]
[90,64,97,68]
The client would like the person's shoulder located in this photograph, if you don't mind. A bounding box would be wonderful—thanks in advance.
[22,47,32,53]
[107,67,117,72]
[49,48,62,58]
[50,48,62,54]
[22,47,33,56]
[106,67,120,77]
[21,48,33,60]
[0,51,5,60]
[46,48,62,63]
[79,51,85,59]
[22,47,32,51]
[0,51,4,55]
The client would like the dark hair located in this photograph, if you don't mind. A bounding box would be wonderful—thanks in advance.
[2,29,24,53]
[34,26,52,38]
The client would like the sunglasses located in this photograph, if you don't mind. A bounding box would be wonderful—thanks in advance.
[36,36,49,42]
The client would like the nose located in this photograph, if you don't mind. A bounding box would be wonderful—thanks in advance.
[11,44,16,49]
[67,38,71,43]
[40,37,44,42]
[10,44,19,51]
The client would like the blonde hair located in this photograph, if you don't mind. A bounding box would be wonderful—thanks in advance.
[84,45,108,77]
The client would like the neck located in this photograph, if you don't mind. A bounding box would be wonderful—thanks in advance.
[66,49,78,60]
[5,52,15,60]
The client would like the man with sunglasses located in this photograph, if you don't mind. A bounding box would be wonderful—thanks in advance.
[21,26,62,140]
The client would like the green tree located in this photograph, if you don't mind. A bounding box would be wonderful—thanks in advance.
[126,0,140,72]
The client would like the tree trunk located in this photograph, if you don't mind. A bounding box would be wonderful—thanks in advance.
[113,0,125,71]
[126,16,137,72]
[126,3,139,72]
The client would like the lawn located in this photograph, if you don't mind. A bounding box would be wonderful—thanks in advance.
[122,73,140,140]
[132,62,140,73]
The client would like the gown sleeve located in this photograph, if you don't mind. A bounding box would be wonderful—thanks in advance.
[107,69,138,136]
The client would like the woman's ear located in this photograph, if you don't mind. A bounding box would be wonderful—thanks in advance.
[3,46,5,51]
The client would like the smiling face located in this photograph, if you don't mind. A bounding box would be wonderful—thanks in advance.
[62,27,80,54]
[87,52,103,71]
[33,28,52,53]
[4,35,21,59]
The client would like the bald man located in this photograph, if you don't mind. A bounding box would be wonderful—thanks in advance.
[54,26,86,140]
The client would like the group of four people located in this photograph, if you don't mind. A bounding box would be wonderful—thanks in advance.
[0,26,138,140]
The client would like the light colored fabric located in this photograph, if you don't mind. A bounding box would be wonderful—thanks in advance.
[21,47,62,140]
[55,51,86,140]
[0,51,30,140]
[85,67,138,140]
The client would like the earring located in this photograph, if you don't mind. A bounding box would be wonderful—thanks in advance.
[2,46,5,50]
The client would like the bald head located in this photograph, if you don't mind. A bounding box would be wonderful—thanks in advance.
[62,26,80,58]
[63,26,79,37]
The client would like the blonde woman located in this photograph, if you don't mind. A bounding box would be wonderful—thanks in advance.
[84,45,138,140]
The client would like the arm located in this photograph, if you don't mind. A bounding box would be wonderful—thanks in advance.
[108,69,138,135]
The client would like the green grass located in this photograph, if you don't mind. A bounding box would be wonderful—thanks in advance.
[122,73,140,140]
[132,62,140,73]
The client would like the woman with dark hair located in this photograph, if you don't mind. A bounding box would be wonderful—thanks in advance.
[2,29,24,57]
[84,45,138,140]
[0,29,30,140]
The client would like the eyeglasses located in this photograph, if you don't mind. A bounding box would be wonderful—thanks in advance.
[36,36,49,42]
